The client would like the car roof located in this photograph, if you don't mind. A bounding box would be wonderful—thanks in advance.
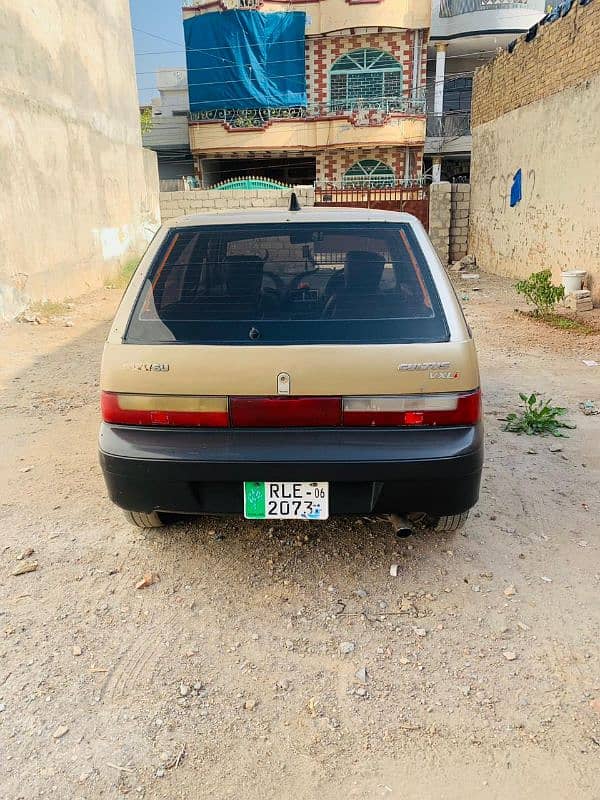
[165,207,422,228]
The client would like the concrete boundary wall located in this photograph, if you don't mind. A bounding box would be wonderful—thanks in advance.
[160,186,315,221]
[0,1,160,319]
[469,0,600,303]
[469,71,600,303]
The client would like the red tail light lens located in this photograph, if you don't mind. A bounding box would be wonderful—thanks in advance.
[230,396,342,427]
[101,390,481,429]
[101,392,229,427]
[342,390,481,427]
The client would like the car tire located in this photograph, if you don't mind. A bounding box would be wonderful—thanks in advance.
[123,510,165,529]
[431,511,469,532]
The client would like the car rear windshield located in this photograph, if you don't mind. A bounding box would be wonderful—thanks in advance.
[125,222,449,345]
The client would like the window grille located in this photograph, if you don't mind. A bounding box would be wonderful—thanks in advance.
[330,49,403,111]
[342,159,396,188]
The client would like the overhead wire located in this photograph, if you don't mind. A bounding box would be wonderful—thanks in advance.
[134,23,493,158]
[132,24,512,106]
[135,11,543,57]
[132,26,185,48]
[136,43,508,59]
[140,71,477,92]
[134,19,514,179]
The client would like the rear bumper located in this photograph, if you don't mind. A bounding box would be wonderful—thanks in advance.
[99,423,483,517]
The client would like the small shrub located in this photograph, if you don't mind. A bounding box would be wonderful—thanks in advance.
[515,270,565,315]
[28,299,73,317]
[104,259,139,290]
[504,393,575,437]
[140,107,153,135]
[538,312,596,335]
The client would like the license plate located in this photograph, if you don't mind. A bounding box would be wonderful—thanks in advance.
[244,482,329,520]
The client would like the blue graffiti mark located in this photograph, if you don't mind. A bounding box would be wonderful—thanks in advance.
[510,168,522,208]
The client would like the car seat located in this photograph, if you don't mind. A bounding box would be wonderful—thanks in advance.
[225,256,264,297]
[323,251,386,317]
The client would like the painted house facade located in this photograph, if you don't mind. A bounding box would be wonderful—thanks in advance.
[182,0,431,190]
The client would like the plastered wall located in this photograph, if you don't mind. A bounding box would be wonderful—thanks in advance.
[470,71,600,302]
[0,0,160,318]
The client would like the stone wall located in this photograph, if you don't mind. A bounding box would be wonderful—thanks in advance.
[428,182,452,264]
[160,186,315,221]
[161,184,471,273]
[0,0,160,319]
[472,0,600,127]
[449,185,470,263]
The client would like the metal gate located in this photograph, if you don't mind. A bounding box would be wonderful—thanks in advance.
[314,186,429,230]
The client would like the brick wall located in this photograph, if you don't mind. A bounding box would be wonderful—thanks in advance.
[159,186,315,221]
[449,185,470,262]
[472,0,600,127]
[316,146,423,185]
[306,30,426,107]
[306,31,426,185]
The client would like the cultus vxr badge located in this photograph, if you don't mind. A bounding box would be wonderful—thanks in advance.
[123,363,170,372]
[398,362,459,380]
[398,362,451,371]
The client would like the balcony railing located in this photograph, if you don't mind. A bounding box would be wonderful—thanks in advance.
[189,96,427,129]
[315,176,427,190]
[184,0,262,7]
[426,111,471,139]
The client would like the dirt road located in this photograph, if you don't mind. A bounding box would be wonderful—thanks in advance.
[1,274,599,800]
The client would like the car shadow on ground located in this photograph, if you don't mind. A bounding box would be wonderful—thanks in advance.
[1,312,466,590]
[137,511,464,598]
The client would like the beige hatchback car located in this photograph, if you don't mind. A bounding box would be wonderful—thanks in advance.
[99,202,483,530]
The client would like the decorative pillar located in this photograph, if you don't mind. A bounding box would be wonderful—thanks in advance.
[412,30,422,98]
[434,43,448,116]
[404,147,411,182]
[432,155,442,184]
[195,156,204,187]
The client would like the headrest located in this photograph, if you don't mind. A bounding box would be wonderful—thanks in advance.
[344,251,385,291]
[225,256,264,296]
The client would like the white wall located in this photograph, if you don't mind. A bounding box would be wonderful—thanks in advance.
[469,71,600,303]
[430,0,546,39]
[0,0,160,318]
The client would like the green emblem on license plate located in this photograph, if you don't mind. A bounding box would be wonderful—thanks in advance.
[244,482,266,519]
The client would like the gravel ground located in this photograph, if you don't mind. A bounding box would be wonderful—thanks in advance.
[0,271,599,799]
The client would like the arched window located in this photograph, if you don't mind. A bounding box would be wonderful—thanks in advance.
[330,48,403,111]
[342,159,396,188]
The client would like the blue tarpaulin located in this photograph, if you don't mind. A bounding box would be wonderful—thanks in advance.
[184,11,307,111]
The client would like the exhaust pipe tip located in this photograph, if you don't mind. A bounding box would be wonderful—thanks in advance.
[389,514,414,538]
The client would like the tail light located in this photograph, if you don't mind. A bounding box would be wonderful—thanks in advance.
[102,390,480,428]
[230,396,342,427]
[101,392,229,427]
[342,390,481,427]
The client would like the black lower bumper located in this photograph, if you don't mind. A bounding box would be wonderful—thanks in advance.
[99,423,483,517]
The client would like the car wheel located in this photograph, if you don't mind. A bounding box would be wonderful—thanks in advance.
[123,510,165,529]
[430,511,470,532]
